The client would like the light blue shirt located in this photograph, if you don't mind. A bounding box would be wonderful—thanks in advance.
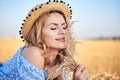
[0,46,70,80]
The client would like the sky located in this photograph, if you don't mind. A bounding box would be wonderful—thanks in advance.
[0,0,120,39]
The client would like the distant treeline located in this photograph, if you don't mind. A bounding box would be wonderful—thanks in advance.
[94,36,120,40]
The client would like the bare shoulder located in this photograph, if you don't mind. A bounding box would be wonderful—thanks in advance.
[22,46,44,69]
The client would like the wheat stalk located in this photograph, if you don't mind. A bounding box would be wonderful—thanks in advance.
[91,72,120,80]
[46,55,78,80]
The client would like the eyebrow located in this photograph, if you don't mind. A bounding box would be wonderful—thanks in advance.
[47,22,66,27]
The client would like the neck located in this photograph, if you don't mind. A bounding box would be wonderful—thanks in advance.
[45,47,60,66]
[47,48,59,60]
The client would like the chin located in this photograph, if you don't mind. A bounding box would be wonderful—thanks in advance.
[59,47,65,49]
[57,45,66,49]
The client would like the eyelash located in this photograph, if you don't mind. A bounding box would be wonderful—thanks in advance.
[63,27,67,29]
[50,28,56,30]
[50,26,67,30]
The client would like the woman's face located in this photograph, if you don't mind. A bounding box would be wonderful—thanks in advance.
[42,12,67,50]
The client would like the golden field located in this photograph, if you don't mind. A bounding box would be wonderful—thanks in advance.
[0,37,120,79]
[74,40,120,79]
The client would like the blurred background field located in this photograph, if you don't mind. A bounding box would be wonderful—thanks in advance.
[75,39,120,77]
[0,37,120,79]
[0,37,24,63]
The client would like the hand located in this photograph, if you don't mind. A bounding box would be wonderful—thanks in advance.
[73,64,90,80]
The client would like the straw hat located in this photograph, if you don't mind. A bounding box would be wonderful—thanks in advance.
[19,0,72,41]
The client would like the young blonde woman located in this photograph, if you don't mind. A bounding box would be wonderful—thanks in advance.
[0,0,90,80]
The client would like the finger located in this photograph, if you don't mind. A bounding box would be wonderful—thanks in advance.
[74,65,86,80]
[73,64,87,80]
[79,70,87,80]
[78,64,86,72]
[80,70,90,80]
[76,64,86,75]
[86,74,90,80]
[73,66,81,80]
[73,69,79,80]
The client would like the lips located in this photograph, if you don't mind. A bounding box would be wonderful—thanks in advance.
[55,37,65,42]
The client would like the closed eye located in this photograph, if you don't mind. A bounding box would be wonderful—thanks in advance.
[63,26,67,29]
[50,28,56,30]
[49,23,57,30]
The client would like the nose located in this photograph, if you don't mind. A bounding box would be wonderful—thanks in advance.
[58,27,66,35]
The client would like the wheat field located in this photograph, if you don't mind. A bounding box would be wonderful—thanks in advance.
[0,37,120,79]
[75,40,120,79]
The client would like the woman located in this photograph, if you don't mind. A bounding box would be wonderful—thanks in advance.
[0,0,90,80]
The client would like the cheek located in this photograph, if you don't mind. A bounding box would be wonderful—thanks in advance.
[42,30,56,44]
